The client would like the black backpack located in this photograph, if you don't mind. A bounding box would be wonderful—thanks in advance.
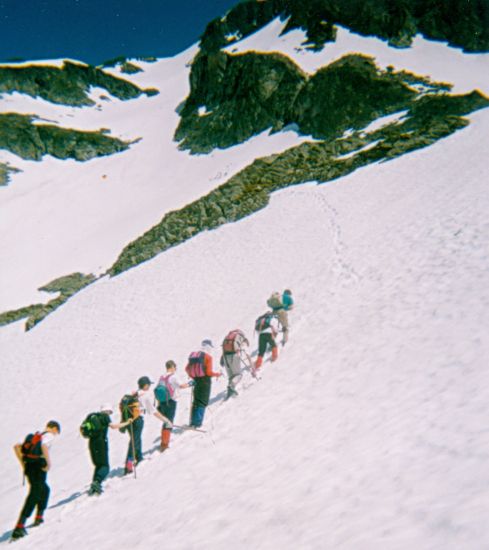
[21,432,45,464]
[255,313,273,332]
[80,413,106,439]
[119,394,140,432]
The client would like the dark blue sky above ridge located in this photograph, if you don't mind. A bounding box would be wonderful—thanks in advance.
[0,0,241,65]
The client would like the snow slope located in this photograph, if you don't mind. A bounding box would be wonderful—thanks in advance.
[0,47,311,311]
[1,20,489,550]
[1,106,488,549]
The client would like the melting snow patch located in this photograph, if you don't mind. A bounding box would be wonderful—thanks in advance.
[198,106,213,116]
[361,111,409,134]
[335,140,381,160]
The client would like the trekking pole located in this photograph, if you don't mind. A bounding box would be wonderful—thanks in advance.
[189,386,194,426]
[129,420,137,480]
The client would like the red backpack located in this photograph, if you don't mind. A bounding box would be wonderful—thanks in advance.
[186,351,207,378]
[222,330,245,354]
[21,432,45,464]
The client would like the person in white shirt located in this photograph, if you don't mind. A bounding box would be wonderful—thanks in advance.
[12,420,61,540]
[155,360,191,451]
[124,376,171,474]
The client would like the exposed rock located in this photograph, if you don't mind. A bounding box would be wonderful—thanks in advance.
[0,61,155,106]
[0,113,132,161]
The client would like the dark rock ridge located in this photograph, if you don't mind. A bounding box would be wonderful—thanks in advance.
[175,52,450,153]
[0,60,158,106]
[0,113,132,161]
[201,0,489,54]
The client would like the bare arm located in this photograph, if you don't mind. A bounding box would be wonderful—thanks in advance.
[109,419,132,430]
[41,444,51,472]
[13,444,24,467]
[153,411,172,426]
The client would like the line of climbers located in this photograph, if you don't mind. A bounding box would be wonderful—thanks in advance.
[10,290,294,541]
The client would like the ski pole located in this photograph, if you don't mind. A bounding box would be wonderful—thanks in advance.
[189,386,194,426]
[129,419,137,480]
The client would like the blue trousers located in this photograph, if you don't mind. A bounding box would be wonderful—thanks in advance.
[191,405,206,427]
[126,416,144,463]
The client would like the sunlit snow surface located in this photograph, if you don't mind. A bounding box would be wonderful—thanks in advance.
[0,21,489,550]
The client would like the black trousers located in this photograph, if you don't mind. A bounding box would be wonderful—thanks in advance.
[89,437,110,484]
[158,399,177,423]
[19,464,50,520]
[258,332,277,357]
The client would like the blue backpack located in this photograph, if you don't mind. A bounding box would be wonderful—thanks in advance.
[154,375,175,403]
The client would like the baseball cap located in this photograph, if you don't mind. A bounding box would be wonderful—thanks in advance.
[100,403,114,414]
[201,339,214,348]
[138,376,153,388]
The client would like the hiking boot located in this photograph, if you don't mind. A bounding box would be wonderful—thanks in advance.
[124,460,134,475]
[226,388,238,399]
[88,481,103,496]
[11,527,27,540]
[33,516,44,527]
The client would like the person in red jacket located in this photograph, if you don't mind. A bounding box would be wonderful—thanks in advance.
[186,339,222,428]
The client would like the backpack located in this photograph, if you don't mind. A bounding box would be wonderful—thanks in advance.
[21,432,45,464]
[80,413,105,439]
[267,292,283,310]
[255,313,273,332]
[222,330,245,354]
[186,351,206,378]
[154,375,175,404]
[119,393,140,432]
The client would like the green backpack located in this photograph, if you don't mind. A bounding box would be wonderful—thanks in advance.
[80,413,105,439]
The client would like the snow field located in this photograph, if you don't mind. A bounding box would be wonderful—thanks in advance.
[0,45,312,312]
[1,108,488,548]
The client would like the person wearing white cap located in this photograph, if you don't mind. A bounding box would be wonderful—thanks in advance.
[185,339,222,428]
[83,404,132,496]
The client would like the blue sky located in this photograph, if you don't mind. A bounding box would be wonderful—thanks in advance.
[0,0,241,65]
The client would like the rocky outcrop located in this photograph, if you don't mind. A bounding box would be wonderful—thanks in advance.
[0,113,132,161]
[201,0,489,54]
[0,162,20,186]
[175,51,452,153]
[175,51,306,152]
[0,273,96,331]
[0,61,157,106]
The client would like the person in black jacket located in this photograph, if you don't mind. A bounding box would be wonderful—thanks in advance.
[86,404,132,495]
[11,420,61,541]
